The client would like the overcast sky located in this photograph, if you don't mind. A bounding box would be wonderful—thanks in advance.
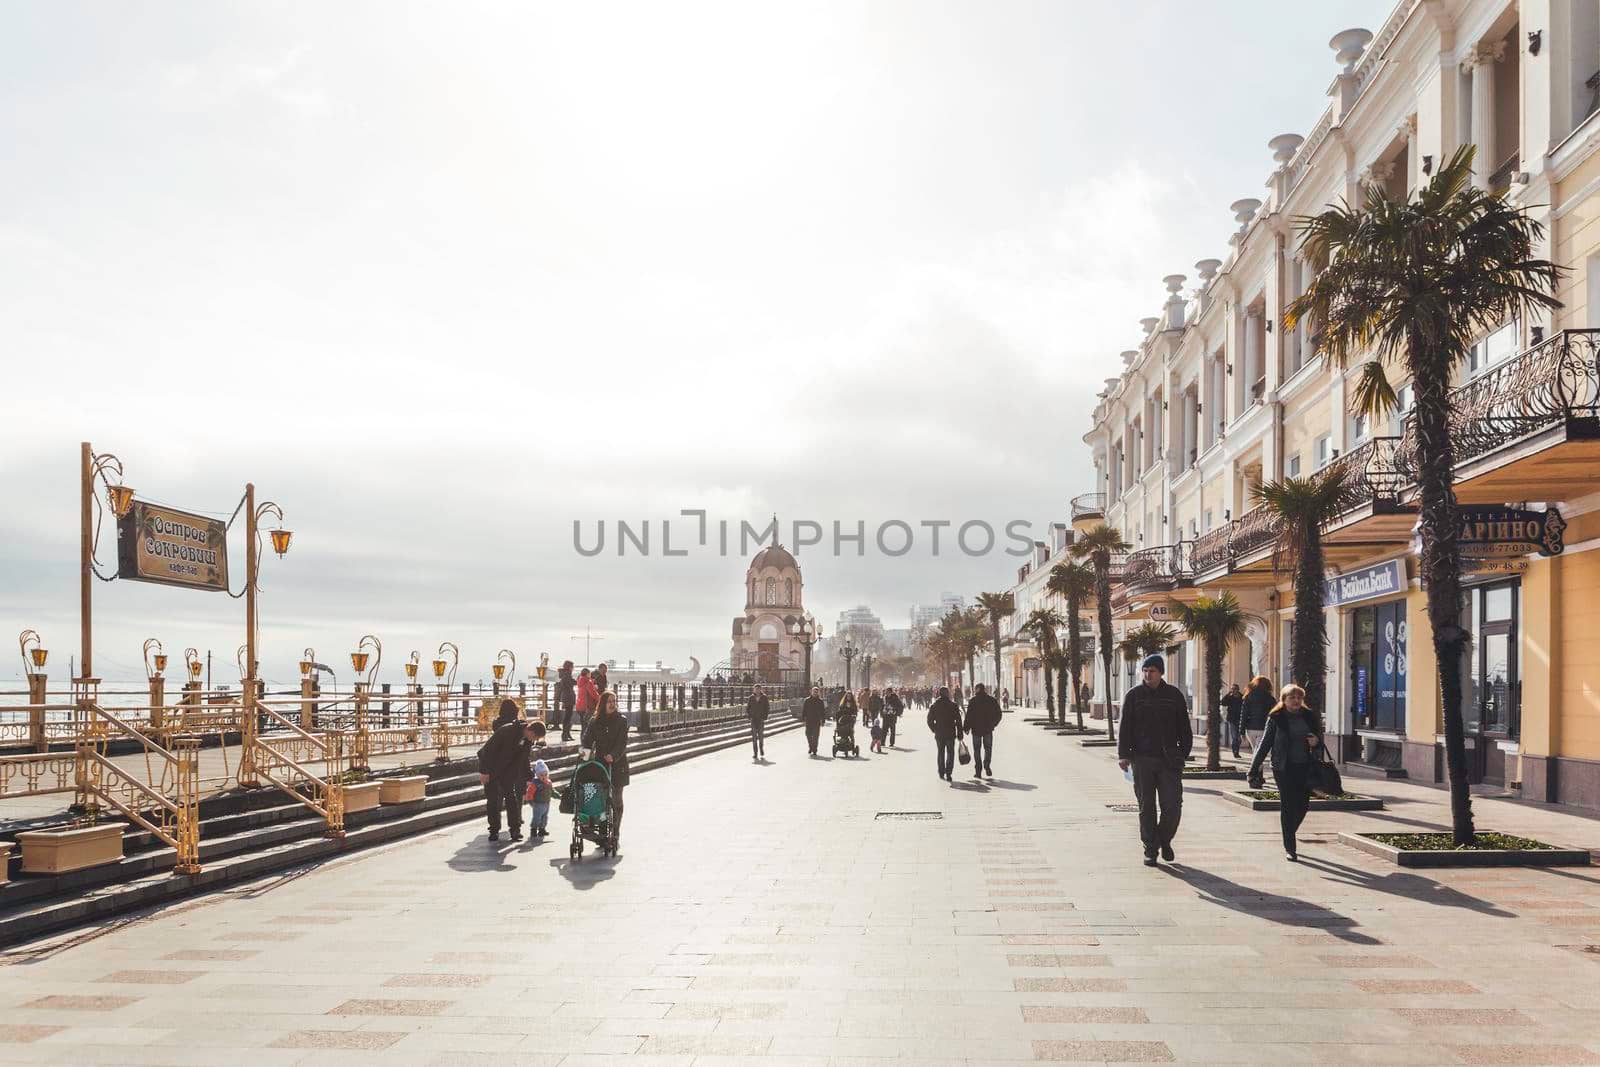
[1,0,1390,687]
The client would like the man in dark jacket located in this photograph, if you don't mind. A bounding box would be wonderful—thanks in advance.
[926,686,964,782]
[477,718,539,841]
[962,683,1002,779]
[1221,683,1245,758]
[745,685,770,760]
[1116,655,1192,865]
[800,687,827,756]
[555,661,577,741]
[882,687,903,748]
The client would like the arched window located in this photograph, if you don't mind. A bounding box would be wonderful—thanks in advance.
[765,577,776,605]
[785,578,794,604]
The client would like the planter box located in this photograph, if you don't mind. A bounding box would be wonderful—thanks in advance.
[17,824,124,875]
[379,776,428,805]
[1180,767,1246,780]
[1339,831,1592,868]
[1224,791,1384,811]
[342,781,384,813]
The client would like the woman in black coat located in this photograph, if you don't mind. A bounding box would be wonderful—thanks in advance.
[1246,684,1325,862]
[1240,676,1275,751]
[582,692,630,842]
[745,685,770,761]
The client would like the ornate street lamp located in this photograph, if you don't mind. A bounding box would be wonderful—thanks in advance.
[300,647,316,678]
[840,639,858,692]
[404,651,420,681]
[792,614,820,693]
[351,634,382,687]
[143,638,166,680]
[493,649,516,693]
[185,647,203,682]
[18,629,47,673]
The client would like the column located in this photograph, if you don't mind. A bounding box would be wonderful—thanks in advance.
[1243,309,1263,404]
[1183,388,1198,467]
[1465,41,1504,188]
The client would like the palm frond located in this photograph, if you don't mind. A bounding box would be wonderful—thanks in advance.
[1349,360,1399,421]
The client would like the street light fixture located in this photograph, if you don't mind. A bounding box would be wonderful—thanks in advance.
[185,647,203,681]
[300,648,316,678]
[351,634,381,685]
[493,649,515,692]
[791,614,820,692]
[19,629,47,673]
[404,651,420,681]
[143,638,166,680]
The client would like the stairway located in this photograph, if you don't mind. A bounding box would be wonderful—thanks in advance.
[0,711,799,946]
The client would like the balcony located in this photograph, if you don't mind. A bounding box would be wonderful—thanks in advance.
[1395,328,1600,504]
[1122,543,1191,598]
[1189,524,1232,577]
[1070,493,1106,523]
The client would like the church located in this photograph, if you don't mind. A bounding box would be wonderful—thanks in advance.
[728,540,807,682]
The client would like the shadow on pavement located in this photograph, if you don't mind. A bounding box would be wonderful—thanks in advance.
[1158,865,1382,944]
[554,856,618,889]
[986,780,1037,792]
[1295,854,1516,918]
[446,838,519,873]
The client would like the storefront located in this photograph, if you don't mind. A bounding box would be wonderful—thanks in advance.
[1328,558,1410,772]
[1458,569,1524,786]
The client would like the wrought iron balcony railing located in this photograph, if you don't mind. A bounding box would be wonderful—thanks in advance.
[1070,492,1106,521]
[1122,543,1191,595]
[1229,505,1278,562]
[1328,435,1406,515]
[1189,524,1232,576]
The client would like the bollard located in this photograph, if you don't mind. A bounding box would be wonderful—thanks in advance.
[27,671,46,751]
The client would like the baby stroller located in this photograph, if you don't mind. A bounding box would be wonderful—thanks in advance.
[562,756,617,861]
[832,708,860,759]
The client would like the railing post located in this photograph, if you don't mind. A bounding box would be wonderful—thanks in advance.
[148,674,166,732]
[435,685,451,762]
[381,682,392,728]
[460,682,470,723]
[239,677,260,788]
[173,734,201,875]
[27,671,46,752]
[300,676,315,729]
[324,730,346,839]
[352,682,370,771]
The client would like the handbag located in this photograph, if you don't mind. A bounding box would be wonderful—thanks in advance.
[1308,742,1343,797]
[957,739,972,766]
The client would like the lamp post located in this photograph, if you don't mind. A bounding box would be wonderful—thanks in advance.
[143,638,167,730]
[79,443,135,691]
[349,635,381,770]
[536,652,550,711]
[433,641,459,761]
[841,639,858,692]
[19,629,48,750]
[793,615,819,693]
[493,649,516,696]
[239,486,291,787]
[404,651,421,728]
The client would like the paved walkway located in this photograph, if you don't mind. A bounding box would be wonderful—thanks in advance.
[2,716,1599,1065]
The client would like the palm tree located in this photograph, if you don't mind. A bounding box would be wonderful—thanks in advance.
[1071,524,1131,741]
[1047,560,1096,730]
[1286,145,1562,844]
[961,605,988,693]
[1255,466,1350,716]
[976,592,1016,697]
[1021,608,1064,718]
[1173,594,1248,771]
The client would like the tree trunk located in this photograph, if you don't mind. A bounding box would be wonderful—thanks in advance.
[1044,658,1055,716]
[1292,531,1329,722]
[992,619,1004,703]
[1067,598,1085,730]
[1205,639,1223,771]
[1411,344,1475,844]
[1097,566,1115,741]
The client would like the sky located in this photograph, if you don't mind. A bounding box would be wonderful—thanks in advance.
[0,0,1392,688]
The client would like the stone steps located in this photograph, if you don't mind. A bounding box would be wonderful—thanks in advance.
[0,713,798,946]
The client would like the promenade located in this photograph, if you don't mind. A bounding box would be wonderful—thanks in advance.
[1,718,1598,1065]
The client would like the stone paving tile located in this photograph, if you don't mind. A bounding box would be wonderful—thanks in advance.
[383,973,492,988]
[1392,1007,1536,1026]
[268,1028,407,1049]
[21,994,141,1011]
[1447,1045,1600,1064]
[0,1025,67,1043]
[93,969,205,984]
[328,997,453,1016]
[1031,1038,1175,1062]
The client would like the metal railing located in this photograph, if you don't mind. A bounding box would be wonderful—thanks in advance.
[1122,543,1191,595]
[1070,493,1106,521]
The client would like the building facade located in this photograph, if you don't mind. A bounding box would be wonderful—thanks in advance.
[728,542,808,681]
[1080,0,1600,808]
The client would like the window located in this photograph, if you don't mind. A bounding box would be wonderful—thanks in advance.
[1288,454,1302,478]
[1189,519,1198,538]
[764,577,776,605]
[785,578,794,604]
[1352,412,1369,442]
[1203,509,1214,532]
[1467,319,1519,376]
[1315,434,1333,470]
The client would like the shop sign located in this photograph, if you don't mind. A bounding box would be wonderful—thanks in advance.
[116,501,229,592]
[1324,559,1406,608]
[1147,602,1175,621]
[1458,506,1566,558]
[1463,558,1530,577]
[1022,657,1043,670]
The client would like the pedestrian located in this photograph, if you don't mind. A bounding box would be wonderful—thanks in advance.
[1222,683,1245,758]
[746,684,770,761]
[1242,676,1274,752]
[836,690,861,756]
[494,696,520,730]
[1247,684,1326,862]
[555,660,577,741]
[926,685,963,782]
[1000,687,1010,710]
[477,716,540,841]
[801,686,827,756]
[1116,654,1192,866]
[576,667,600,731]
[963,682,1001,779]
[593,662,610,697]
[882,686,903,748]
[527,755,553,838]
[867,689,886,753]
[581,691,630,847]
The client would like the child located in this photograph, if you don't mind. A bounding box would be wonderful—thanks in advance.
[528,757,553,838]
[869,712,886,753]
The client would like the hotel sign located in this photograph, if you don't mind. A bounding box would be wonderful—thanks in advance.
[117,502,229,592]
[1324,559,1407,608]
[1458,506,1566,558]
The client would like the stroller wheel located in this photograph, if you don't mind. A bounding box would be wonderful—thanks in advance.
[569,843,580,861]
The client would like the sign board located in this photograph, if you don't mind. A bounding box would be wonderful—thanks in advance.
[1324,558,1406,609]
[1458,506,1566,558]
[1022,657,1043,670]
[1463,558,1530,578]
[117,501,229,592]
[1147,602,1175,621]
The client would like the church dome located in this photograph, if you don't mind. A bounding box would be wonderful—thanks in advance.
[749,542,798,573]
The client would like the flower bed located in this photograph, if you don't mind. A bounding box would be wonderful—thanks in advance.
[1180,765,1244,780]
[1224,790,1383,812]
[1339,830,1591,868]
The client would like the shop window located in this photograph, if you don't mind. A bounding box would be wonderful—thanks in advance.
[1350,601,1407,731]
[1461,580,1521,740]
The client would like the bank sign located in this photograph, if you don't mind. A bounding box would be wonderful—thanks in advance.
[1458,506,1566,558]
[1324,559,1406,608]
[117,502,229,591]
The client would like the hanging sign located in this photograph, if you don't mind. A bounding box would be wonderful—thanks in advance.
[1022,657,1043,670]
[1324,558,1407,608]
[1458,506,1566,558]
[117,501,229,591]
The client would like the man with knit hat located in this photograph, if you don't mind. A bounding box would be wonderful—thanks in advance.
[1117,654,1191,866]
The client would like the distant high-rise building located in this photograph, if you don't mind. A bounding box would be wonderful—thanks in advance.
[835,605,885,643]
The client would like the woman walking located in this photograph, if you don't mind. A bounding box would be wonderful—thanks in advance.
[582,691,630,848]
[1247,684,1325,861]
[1241,676,1274,753]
